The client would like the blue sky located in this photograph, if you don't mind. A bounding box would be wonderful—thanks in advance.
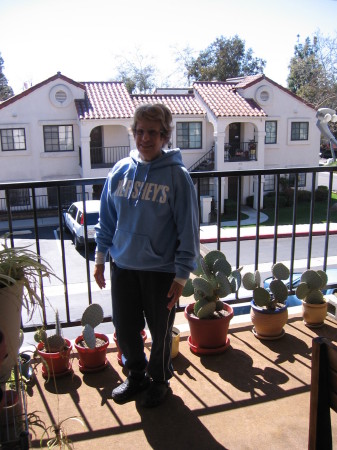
[1,0,337,94]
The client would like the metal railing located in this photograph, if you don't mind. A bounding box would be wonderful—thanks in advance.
[90,146,130,168]
[0,165,336,332]
[188,146,214,172]
[224,142,257,161]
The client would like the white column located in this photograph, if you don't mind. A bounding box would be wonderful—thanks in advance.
[253,175,265,210]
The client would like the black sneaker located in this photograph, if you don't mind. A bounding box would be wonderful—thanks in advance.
[112,374,151,404]
[141,380,170,408]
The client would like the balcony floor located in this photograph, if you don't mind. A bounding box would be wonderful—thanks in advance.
[26,313,337,450]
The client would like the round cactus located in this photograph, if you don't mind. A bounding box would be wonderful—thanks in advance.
[82,303,104,328]
[306,290,325,304]
[192,277,213,297]
[242,272,258,291]
[194,298,209,316]
[204,250,226,270]
[196,302,216,319]
[301,270,324,290]
[253,287,271,307]
[45,334,66,353]
[296,282,310,299]
[269,279,288,303]
[272,263,290,280]
[316,270,328,288]
[213,258,232,277]
[215,271,232,297]
[182,278,194,297]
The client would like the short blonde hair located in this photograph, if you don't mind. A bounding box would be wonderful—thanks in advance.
[131,104,173,144]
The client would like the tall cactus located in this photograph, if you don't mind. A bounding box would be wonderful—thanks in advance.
[34,309,67,353]
[295,269,327,304]
[181,250,242,319]
[81,303,104,349]
[242,263,290,310]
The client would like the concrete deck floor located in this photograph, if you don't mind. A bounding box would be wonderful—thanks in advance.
[24,313,337,450]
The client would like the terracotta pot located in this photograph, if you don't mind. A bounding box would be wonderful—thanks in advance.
[75,333,109,373]
[113,330,147,367]
[302,301,328,327]
[250,301,288,340]
[184,302,233,355]
[0,281,24,383]
[37,338,72,379]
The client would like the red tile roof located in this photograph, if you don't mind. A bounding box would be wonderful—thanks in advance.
[132,94,205,115]
[75,82,135,119]
[194,81,266,118]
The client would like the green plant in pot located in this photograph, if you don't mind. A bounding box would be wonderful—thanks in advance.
[74,303,109,373]
[242,262,290,340]
[35,310,72,380]
[181,250,242,355]
[295,269,328,327]
[0,234,58,383]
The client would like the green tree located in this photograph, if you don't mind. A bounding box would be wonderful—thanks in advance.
[287,32,337,108]
[184,35,266,83]
[113,51,157,94]
[0,53,14,101]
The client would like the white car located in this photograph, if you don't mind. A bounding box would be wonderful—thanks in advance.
[63,200,100,250]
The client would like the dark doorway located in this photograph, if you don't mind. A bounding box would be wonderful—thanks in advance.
[228,176,238,201]
[90,126,103,164]
[228,123,241,157]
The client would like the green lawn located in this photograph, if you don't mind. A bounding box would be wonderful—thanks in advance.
[220,193,337,227]
[260,194,337,226]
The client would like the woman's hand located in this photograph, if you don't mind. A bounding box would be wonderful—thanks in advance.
[167,280,184,310]
[94,264,106,289]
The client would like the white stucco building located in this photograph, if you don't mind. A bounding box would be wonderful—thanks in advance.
[0,72,320,212]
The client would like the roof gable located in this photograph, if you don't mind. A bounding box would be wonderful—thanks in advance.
[0,72,85,110]
[194,81,266,118]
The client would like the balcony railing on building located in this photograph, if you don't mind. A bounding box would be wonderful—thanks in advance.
[0,165,336,334]
[90,146,130,169]
[224,141,257,162]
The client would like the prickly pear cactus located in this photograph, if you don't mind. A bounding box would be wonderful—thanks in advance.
[296,269,327,304]
[243,262,290,310]
[181,251,242,319]
[34,310,67,352]
[44,334,66,353]
[82,324,96,349]
[81,303,104,348]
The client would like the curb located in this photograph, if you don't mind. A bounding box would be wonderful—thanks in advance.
[200,228,334,244]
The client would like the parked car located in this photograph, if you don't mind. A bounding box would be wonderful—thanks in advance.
[63,200,100,250]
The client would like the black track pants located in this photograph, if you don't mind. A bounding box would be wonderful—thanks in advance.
[111,263,176,381]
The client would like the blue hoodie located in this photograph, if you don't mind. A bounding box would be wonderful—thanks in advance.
[95,149,199,280]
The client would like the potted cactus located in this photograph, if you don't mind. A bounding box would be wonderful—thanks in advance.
[0,234,58,383]
[242,263,290,340]
[74,303,109,373]
[35,310,72,379]
[181,250,242,355]
[295,269,328,327]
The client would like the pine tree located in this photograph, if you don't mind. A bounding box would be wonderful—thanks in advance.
[0,53,14,101]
